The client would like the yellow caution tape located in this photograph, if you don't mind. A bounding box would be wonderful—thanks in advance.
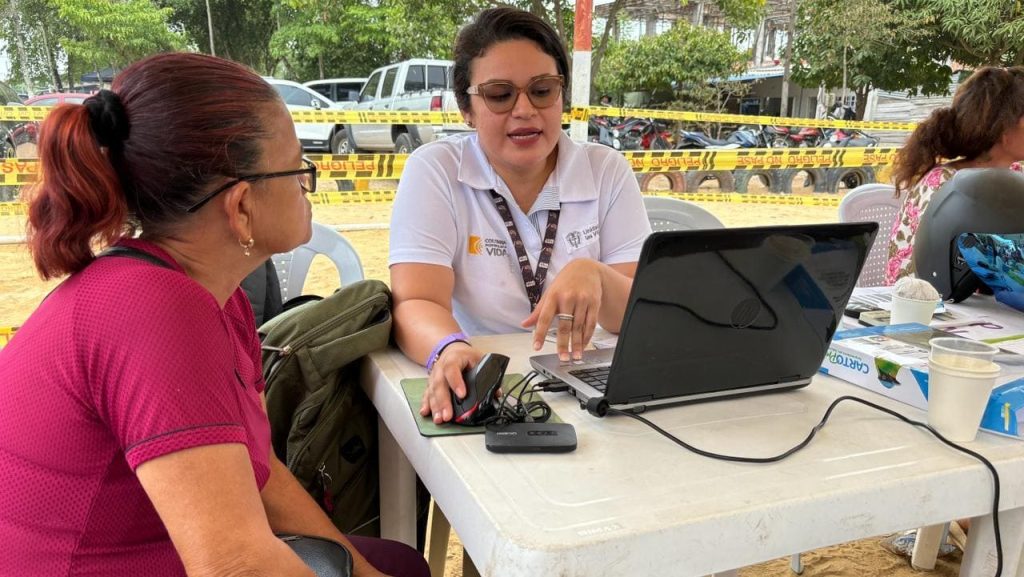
[1,148,896,187]
[579,107,916,131]
[0,201,28,216]
[0,159,41,186]
[626,147,898,173]
[307,190,397,205]
[0,104,916,131]
[0,326,16,347]
[306,153,408,180]
[0,189,843,213]
[0,106,50,121]
[290,109,466,125]
[649,191,841,207]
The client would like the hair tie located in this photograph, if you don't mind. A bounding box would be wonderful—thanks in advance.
[84,89,130,148]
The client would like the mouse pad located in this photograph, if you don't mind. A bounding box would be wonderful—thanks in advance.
[401,374,562,437]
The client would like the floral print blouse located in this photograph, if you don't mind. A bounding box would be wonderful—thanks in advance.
[885,162,1023,285]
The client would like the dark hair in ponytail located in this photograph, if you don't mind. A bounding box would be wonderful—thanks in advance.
[893,66,1024,193]
[26,52,281,279]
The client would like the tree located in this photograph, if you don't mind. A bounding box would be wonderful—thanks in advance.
[893,0,1024,67]
[594,21,748,109]
[158,0,277,73]
[0,0,66,92]
[591,0,765,103]
[54,0,184,86]
[269,0,480,81]
[791,0,950,119]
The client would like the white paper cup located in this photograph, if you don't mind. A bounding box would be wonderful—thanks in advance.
[890,293,939,326]
[927,338,1001,442]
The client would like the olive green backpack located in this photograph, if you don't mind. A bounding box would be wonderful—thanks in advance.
[259,279,392,537]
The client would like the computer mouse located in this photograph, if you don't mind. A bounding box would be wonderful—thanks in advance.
[451,353,510,425]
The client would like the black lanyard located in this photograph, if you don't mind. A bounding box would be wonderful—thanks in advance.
[489,190,560,311]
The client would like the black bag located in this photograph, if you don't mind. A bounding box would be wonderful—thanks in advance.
[260,280,392,536]
[280,534,352,577]
[241,258,284,325]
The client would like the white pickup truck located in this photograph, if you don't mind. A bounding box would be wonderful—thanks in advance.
[334,58,469,154]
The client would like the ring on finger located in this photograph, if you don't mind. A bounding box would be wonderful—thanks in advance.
[556,313,575,322]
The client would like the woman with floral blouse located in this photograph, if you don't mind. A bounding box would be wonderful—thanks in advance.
[886,66,1024,285]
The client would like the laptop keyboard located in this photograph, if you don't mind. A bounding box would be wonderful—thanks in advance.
[568,366,610,392]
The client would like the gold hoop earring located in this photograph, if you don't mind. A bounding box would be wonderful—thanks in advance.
[240,237,254,257]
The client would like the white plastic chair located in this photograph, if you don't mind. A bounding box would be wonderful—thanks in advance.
[643,195,724,231]
[837,183,904,287]
[272,222,364,301]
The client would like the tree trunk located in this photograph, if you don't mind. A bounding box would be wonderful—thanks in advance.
[855,86,869,121]
[842,44,848,106]
[39,22,63,92]
[66,53,74,93]
[8,0,35,97]
[554,0,564,41]
[591,0,625,85]
[779,0,796,117]
[205,0,216,56]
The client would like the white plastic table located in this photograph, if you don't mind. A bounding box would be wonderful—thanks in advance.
[361,331,1024,577]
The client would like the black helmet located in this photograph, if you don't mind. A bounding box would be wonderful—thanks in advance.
[914,168,1024,302]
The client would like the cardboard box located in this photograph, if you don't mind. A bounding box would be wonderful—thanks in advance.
[820,323,1024,438]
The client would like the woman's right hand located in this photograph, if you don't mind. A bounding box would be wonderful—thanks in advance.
[420,342,484,423]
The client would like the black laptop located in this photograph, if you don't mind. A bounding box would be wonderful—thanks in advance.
[530,223,878,410]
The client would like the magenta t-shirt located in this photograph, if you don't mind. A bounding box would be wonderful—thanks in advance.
[0,239,272,576]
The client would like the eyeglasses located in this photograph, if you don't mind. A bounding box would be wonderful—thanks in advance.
[466,75,564,114]
[186,157,317,213]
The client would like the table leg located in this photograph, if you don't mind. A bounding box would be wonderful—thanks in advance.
[790,553,804,574]
[911,523,948,571]
[427,501,451,577]
[961,508,1024,577]
[463,548,482,577]
[378,417,418,547]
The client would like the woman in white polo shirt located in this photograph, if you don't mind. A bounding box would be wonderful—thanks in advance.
[389,7,651,423]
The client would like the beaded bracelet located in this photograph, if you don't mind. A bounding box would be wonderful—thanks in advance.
[425,331,469,373]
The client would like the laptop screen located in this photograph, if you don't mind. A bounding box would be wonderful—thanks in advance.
[605,223,878,405]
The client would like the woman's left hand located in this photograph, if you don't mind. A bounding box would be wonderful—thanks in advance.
[522,258,603,361]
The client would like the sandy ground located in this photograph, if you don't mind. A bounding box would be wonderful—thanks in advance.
[1,189,963,576]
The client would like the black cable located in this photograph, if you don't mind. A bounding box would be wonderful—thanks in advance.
[480,371,549,426]
[607,395,1003,577]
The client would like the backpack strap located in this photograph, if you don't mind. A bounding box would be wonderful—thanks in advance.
[97,245,174,269]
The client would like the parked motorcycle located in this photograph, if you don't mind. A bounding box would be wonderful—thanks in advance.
[675,125,771,149]
[609,117,672,151]
[823,126,880,147]
[763,125,827,148]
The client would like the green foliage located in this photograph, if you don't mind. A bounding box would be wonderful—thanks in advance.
[269,0,480,82]
[158,0,277,73]
[715,0,768,30]
[1,0,55,90]
[791,0,951,98]
[594,22,746,107]
[56,0,184,72]
[894,0,1024,67]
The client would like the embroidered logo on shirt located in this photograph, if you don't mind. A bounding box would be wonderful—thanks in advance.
[468,235,508,257]
[563,224,599,254]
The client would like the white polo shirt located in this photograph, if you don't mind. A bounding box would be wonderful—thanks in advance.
[389,132,651,335]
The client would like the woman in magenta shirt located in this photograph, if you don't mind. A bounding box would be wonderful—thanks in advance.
[0,53,427,577]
